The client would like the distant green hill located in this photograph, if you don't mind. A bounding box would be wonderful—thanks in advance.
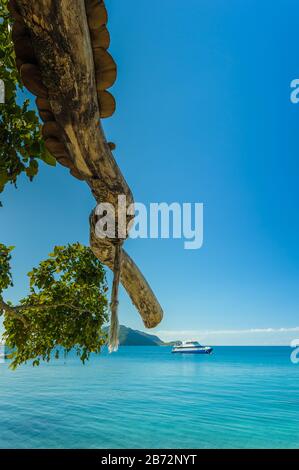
[104,325,165,346]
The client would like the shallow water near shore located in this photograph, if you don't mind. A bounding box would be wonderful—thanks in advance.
[0,346,298,449]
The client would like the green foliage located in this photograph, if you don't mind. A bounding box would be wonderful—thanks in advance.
[0,0,56,200]
[1,243,109,369]
[0,242,13,292]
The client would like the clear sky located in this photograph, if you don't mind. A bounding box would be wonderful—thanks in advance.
[1,0,299,344]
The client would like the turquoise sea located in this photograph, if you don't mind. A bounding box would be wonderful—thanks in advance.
[0,346,298,449]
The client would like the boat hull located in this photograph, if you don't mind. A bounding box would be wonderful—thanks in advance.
[172,347,213,355]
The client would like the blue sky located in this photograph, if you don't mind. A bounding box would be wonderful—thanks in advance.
[1,0,299,344]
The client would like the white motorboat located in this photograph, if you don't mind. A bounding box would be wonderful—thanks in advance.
[172,341,213,354]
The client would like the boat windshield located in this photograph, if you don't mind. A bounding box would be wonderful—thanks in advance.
[178,341,202,347]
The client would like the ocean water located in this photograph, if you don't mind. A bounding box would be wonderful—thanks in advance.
[0,346,298,449]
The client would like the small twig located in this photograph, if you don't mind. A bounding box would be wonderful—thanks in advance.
[0,298,92,328]
[0,297,28,327]
[13,302,89,314]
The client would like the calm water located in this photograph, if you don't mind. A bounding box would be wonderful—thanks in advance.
[0,346,298,449]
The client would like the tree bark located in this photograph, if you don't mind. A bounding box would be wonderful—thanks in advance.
[90,212,164,329]
[14,0,163,328]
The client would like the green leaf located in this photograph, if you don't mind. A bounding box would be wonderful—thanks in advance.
[4,80,15,101]
[41,149,57,167]
[24,110,37,123]
[26,159,39,179]
[30,141,41,155]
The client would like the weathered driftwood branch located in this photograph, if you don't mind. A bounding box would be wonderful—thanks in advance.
[90,212,164,329]
[11,0,163,328]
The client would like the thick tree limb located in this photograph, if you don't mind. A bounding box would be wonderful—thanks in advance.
[14,0,163,328]
[16,0,133,209]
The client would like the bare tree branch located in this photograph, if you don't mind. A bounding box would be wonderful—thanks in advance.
[14,0,164,328]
